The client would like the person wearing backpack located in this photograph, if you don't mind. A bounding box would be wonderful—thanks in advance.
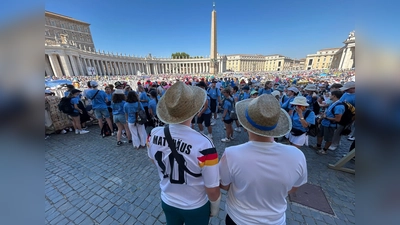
[86,81,114,136]
[68,89,89,135]
[285,96,315,148]
[124,91,147,149]
[339,81,356,141]
[313,90,345,155]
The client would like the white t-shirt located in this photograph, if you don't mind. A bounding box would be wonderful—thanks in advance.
[147,124,220,209]
[220,141,307,225]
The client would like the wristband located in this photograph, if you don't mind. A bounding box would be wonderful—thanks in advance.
[210,194,221,217]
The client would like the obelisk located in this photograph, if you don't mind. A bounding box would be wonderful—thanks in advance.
[210,2,218,75]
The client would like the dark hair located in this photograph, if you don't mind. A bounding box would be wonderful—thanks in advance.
[87,81,91,88]
[265,81,272,88]
[66,84,75,90]
[112,93,126,103]
[330,83,343,89]
[150,91,158,104]
[233,86,238,92]
[126,91,139,103]
[330,90,343,99]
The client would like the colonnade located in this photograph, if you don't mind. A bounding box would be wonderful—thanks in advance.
[45,51,217,77]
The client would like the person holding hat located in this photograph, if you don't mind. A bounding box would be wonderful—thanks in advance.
[68,89,89,135]
[111,89,131,146]
[286,96,316,148]
[147,81,221,224]
[219,94,307,225]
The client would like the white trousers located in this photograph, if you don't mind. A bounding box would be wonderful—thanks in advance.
[128,123,147,148]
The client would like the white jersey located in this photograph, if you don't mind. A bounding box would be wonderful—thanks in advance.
[219,141,307,225]
[147,124,219,209]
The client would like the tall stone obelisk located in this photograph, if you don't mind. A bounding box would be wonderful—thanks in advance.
[210,2,218,75]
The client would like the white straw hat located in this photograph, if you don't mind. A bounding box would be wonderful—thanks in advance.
[304,84,317,91]
[157,81,206,124]
[236,94,291,137]
[290,96,309,106]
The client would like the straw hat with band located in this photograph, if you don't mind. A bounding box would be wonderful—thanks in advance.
[236,94,291,137]
[289,96,309,106]
[157,81,206,124]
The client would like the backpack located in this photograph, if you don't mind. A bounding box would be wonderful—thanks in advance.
[58,97,74,114]
[136,102,148,125]
[304,110,318,137]
[101,121,112,137]
[331,102,355,126]
[290,110,316,136]
[224,98,237,120]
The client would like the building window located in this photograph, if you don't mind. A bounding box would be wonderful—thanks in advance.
[317,58,320,62]
[324,58,326,62]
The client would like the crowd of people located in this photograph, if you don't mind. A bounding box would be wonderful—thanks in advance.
[45,70,355,224]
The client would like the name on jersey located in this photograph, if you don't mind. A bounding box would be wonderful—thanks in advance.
[152,135,192,154]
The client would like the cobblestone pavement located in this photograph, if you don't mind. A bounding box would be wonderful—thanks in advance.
[45,116,355,225]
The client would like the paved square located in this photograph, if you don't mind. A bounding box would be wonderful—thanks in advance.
[45,118,355,224]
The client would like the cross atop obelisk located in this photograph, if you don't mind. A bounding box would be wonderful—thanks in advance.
[210,2,218,75]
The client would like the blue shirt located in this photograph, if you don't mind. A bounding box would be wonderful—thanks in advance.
[203,92,212,114]
[148,99,157,116]
[233,92,240,102]
[64,91,70,97]
[292,110,316,132]
[207,87,220,100]
[124,102,144,124]
[70,97,80,113]
[139,91,149,107]
[305,94,317,111]
[340,93,355,107]
[282,96,295,112]
[321,101,345,127]
[242,92,250,100]
[259,88,272,96]
[86,89,108,109]
[111,101,125,115]
[222,97,234,120]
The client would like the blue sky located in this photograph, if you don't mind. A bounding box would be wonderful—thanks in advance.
[42,0,359,59]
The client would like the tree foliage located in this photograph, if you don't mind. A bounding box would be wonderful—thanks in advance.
[171,52,190,59]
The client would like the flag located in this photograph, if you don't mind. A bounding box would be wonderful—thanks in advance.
[198,148,218,168]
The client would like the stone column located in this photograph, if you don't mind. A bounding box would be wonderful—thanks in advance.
[91,59,98,75]
[59,54,74,77]
[67,55,79,76]
[339,48,348,69]
[45,54,55,77]
[76,57,84,76]
[82,58,88,75]
[210,9,217,74]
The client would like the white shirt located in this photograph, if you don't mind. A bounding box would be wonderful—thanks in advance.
[148,124,220,209]
[220,141,307,225]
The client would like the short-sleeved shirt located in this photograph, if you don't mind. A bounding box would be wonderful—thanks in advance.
[148,99,157,116]
[282,96,295,112]
[70,97,80,113]
[219,141,307,225]
[340,93,355,107]
[147,124,219,210]
[259,88,272,96]
[292,110,316,132]
[207,87,220,100]
[86,89,108,109]
[111,101,125,115]
[202,91,212,115]
[124,102,143,124]
[222,97,234,120]
[242,92,250,100]
[321,101,345,127]
[139,91,149,107]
